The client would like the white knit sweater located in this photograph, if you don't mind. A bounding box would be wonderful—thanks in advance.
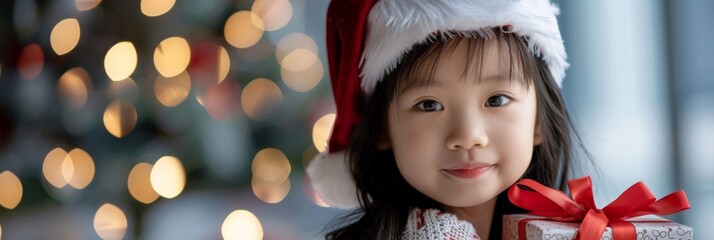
[402,208,481,240]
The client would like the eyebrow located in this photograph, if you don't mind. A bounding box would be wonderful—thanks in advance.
[401,73,521,93]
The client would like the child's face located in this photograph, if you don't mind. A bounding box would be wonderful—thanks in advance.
[383,40,540,208]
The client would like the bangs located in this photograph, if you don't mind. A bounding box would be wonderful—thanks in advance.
[388,28,537,97]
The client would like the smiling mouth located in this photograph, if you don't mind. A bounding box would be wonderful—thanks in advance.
[444,165,494,178]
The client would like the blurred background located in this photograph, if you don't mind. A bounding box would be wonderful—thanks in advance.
[0,0,711,239]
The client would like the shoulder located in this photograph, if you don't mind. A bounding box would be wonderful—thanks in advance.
[402,208,481,240]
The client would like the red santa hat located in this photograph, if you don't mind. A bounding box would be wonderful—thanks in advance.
[307,0,568,209]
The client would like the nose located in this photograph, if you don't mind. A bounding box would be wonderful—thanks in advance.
[446,112,489,150]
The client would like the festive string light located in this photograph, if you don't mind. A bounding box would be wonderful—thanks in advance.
[50,18,80,55]
[0,171,23,209]
[251,148,291,183]
[241,78,283,121]
[58,67,91,109]
[43,148,70,188]
[141,0,176,17]
[104,42,137,81]
[154,70,191,107]
[93,203,127,240]
[150,156,186,199]
[224,11,264,49]
[128,163,160,204]
[251,0,293,31]
[103,99,138,138]
[252,176,290,204]
[312,114,336,152]
[280,49,324,92]
[221,210,263,240]
[276,33,318,64]
[75,0,102,11]
[153,36,191,78]
[65,148,95,189]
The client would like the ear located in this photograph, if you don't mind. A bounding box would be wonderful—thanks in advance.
[533,119,542,146]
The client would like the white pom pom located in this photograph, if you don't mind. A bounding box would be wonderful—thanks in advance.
[305,150,360,209]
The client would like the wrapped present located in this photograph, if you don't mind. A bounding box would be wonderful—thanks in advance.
[503,214,693,240]
[504,176,692,240]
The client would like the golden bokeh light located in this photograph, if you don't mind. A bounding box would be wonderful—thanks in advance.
[76,0,102,11]
[58,67,91,109]
[252,176,290,204]
[281,48,316,72]
[280,49,324,92]
[61,152,74,184]
[224,11,264,49]
[221,210,263,240]
[128,163,160,204]
[18,44,44,80]
[43,148,70,188]
[251,148,291,183]
[104,41,137,81]
[154,36,191,78]
[150,156,185,199]
[141,0,176,17]
[154,70,191,107]
[103,99,138,138]
[0,223,2,239]
[50,18,81,55]
[312,113,336,152]
[0,171,23,209]
[241,78,283,121]
[93,203,127,240]
[276,33,318,64]
[251,0,293,31]
[66,148,95,189]
[218,46,230,83]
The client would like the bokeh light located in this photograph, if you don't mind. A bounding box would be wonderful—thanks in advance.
[251,148,291,183]
[189,42,231,87]
[280,49,324,92]
[224,11,264,49]
[58,67,91,109]
[251,0,293,31]
[312,113,336,152]
[65,148,95,189]
[43,148,70,188]
[150,156,185,199]
[93,203,127,240]
[104,41,138,81]
[221,210,263,240]
[18,44,44,80]
[154,70,191,107]
[75,0,102,11]
[203,80,241,120]
[0,223,2,239]
[241,78,283,121]
[103,99,138,138]
[218,46,230,83]
[276,33,318,64]
[153,36,191,78]
[128,163,160,204]
[108,78,139,99]
[50,18,81,55]
[252,176,290,204]
[0,171,23,209]
[141,0,176,17]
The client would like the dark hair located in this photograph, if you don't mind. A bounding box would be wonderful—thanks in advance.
[326,29,588,240]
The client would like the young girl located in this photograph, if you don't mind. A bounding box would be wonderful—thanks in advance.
[307,0,584,239]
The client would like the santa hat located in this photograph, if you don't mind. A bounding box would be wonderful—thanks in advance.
[306,0,568,209]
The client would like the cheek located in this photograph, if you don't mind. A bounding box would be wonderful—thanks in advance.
[387,110,444,159]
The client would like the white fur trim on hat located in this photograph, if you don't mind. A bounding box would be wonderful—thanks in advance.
[306,150,360,209]
[359,0,568,93]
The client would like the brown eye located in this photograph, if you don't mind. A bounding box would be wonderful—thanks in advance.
[416,100,444,112]
[485,95,511,107]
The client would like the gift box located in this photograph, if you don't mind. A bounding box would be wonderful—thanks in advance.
[503,214,693,240]
[505,176,692,240]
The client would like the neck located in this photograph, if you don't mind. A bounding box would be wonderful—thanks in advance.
[445,197,497,240]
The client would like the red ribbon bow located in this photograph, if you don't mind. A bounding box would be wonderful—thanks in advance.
[508,176,690,240]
